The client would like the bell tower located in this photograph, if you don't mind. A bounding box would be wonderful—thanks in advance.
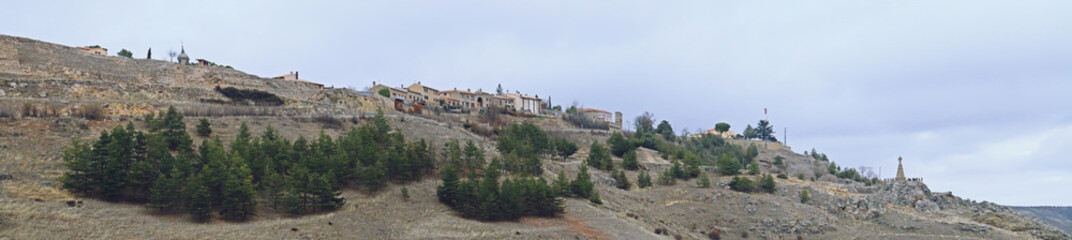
[895,156,906,182]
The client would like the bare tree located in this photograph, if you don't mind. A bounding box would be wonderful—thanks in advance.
[858,166,877,179]
[168,49,177,62]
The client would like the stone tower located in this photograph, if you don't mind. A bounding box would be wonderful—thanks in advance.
[895,156,906,182]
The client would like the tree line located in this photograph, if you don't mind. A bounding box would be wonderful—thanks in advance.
[436,122,592,221]
[61,107,434,222]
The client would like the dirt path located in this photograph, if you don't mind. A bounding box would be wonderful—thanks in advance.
[562,213,613,240]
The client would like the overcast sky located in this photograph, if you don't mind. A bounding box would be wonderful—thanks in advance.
[4,1,1071,206]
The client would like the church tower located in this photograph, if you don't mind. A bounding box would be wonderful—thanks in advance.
[177,46,189,64]
[895,156,906,182]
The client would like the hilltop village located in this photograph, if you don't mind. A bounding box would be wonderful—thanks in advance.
[0,35,1068,239]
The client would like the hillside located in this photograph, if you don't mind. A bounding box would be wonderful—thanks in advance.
[1,35,1070,239]
[1014,207,1072,235]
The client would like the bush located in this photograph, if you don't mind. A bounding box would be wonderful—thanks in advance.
[799,189,810,203]
[79,104,105,120]
[215,86,284,106]
[776,173,787,179]
[796,173,805,180]
[378,88,390,97]
[118,49,133,58]
[607,132,632,157]
[729,176,754,192]
[312,115,343,129]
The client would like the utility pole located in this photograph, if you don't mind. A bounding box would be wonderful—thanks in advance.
[784,127,787,146]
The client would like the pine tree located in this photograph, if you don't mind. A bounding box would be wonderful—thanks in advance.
[716,153,742,175]
[758,174,776,193]
[463,140,485,173]
[552,170,571,197]
[671,161,685,179]
[436,165,460,206]
[748,159,760,175]
[658,168,676,185]
[186,173,213,222]
[478,159,502,221]
[401,186,410,199]
[697,173,711,188]
[196,118,212,137]
[570,165,594,200]
[310,173,344,212]
[622,149,638,170]
[60,139,94,195]
[219,153,257,221]
[162,106,191,151]
[637,171,653,188]
[148,168,185,213]
[613,170,631,190]
[261,169,285,210]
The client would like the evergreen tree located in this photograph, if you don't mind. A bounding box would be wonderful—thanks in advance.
[436,164,460,206]
[148,168,185,213]
[219,153,257,221]
[499,179,522,220]
[186,173,213,222]
[463,140,485,173]
[496,83,503,95]
[622,149,638,170]
[670,161,685,179]
[196,118,212,137]
[758,174,776,193]
[655,120,675,141]
[552,138,578,160]
[570,165,594,200]
[162,106,192,151]
[658,168,676,185]
[697,173,711,188]
[310,173,344,212]
[606,132,631,157]
[637,171,653,188]
[552,170,571,197]
[586,142,612,170]
[261,168,285,210]
[612,170,631,190]
[729,176,754,192]
[748,159,760,175]
[401,186,410,199]
[716,153,742,175]
[60,139,94,195]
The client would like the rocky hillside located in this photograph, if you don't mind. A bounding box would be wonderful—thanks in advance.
[1,35,1069,239]
[1014,207,1072,235]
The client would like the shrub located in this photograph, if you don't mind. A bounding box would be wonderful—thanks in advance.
[76,104,105,120]
[118,49,133,58]
[313,115,343,129]
[796,173,805,180]
[799,189,810,203]
[0,105,15,118]
[729,176,754,192]
[215,86,284,106]
[707,228,722,240]
[777,173,787,179]
[378,88,390,97]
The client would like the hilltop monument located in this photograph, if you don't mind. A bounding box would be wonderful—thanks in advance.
[895,156,906,182]
[177,46,189,64]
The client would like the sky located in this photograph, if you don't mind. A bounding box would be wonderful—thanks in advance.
[3,1,1071,206]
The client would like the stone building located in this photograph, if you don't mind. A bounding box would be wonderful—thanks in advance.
[76,46,107,55]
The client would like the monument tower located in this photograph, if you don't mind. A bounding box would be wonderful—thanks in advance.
[895,156,906,182]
